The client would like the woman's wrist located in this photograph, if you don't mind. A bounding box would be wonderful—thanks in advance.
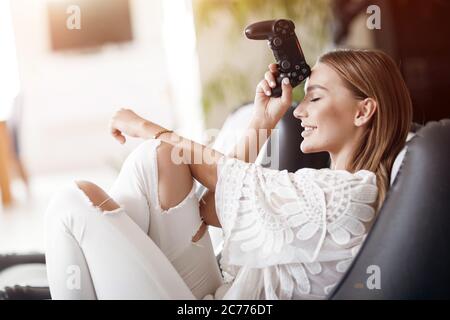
[140,120,164,139]
[250,116,276,132]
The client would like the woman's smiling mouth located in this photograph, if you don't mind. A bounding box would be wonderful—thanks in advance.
[301,124,317,137]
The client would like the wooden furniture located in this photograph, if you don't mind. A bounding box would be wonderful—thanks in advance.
[0,121,12,207]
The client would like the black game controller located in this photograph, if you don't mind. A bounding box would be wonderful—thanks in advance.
[245,19,311,97]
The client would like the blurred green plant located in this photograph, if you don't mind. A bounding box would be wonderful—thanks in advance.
[193,0,332,120]
[201,65,252,115]
[194,0,330,33]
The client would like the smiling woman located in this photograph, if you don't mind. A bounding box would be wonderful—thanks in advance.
[44,48,412,300]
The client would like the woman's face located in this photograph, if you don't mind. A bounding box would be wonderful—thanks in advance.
[293,62,362,155]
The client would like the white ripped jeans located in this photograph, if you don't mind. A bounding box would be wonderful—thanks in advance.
[44,139,224,299]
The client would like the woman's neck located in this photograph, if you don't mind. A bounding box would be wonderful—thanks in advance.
[329,142,356,170]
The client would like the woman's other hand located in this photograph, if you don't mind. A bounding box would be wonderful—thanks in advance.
[253,63,293,128]
[109,108,157,144]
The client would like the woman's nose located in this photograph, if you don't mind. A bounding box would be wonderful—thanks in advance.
[293,102,307,120]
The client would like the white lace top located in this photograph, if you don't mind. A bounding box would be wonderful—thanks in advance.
[214,156,378,299]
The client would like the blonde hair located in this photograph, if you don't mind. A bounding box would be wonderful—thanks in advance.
[318,49,413,211]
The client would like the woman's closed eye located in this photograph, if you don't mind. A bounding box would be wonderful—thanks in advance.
[310,97,321,102]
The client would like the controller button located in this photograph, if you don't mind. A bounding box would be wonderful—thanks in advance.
[302,68,308,73]
[295,65,300,70]
[273,37,282,47]
[298,75,304,81]
[281,60,291,69]
[292,72,297,77]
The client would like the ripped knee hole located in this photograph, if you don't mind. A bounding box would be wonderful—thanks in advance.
[75,180,120,212]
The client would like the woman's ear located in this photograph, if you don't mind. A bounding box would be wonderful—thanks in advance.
[354,98,377,127]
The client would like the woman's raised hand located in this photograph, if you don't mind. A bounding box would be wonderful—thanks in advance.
[109,108,154,144]
[253,63,292,128]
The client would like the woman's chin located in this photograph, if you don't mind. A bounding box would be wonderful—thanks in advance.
[300,141,320,154]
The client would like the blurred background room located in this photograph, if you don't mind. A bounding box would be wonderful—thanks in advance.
[0,0,449,262]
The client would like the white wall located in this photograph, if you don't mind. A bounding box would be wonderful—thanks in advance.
[10,0,203,174]
[0,0,20,121]
[161,0,205,140]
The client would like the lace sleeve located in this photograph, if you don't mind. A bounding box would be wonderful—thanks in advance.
[215,156,378,268]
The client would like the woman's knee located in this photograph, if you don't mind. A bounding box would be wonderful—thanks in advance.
[156,141,194,211]
[118,139,194,212]
[45,183,88,229]
[122,139,161,169]
[45,181,120,242]
[75,180,120,212]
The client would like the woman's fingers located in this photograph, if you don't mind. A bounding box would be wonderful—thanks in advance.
[257,79,272,96]
[113,131,126,144]
[111,126,126,144]
[280,77,293,107]
[269,63,279,73]
[264,71,277,88]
